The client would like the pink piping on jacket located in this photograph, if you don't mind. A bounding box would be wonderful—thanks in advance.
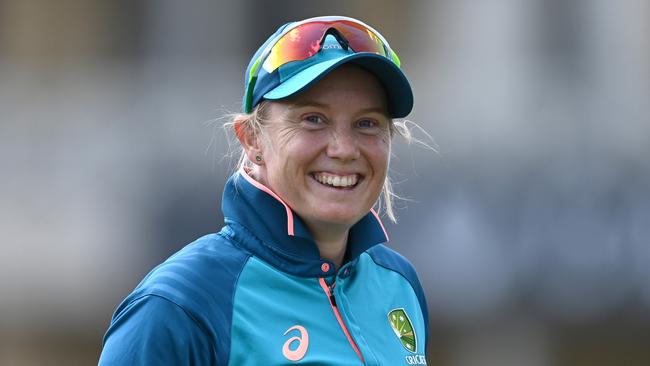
[370,208,389,242]
[318,278,365,363]
[239,168,295,236]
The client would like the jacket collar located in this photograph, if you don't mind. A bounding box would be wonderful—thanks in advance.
[221,168,389,277]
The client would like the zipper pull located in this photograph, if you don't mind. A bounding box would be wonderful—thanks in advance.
[329,292,337,307]
[328,284,337,307]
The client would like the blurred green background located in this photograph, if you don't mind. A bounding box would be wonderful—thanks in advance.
[1,0,649,365]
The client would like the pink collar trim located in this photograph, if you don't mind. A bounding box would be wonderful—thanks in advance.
[239,167,295,236]
[370,208,390,242]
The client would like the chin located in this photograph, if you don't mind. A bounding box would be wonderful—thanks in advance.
[310,209,366,228]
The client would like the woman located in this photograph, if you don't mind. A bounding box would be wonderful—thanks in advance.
[99,15,428,365]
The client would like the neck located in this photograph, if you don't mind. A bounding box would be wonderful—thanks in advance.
[305,222,349,270]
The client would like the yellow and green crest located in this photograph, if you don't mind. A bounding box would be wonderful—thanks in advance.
[388,308,417,353]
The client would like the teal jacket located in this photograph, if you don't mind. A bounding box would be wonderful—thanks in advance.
[99,170,428,365]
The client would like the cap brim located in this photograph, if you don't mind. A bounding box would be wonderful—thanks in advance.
[263,53,413,118]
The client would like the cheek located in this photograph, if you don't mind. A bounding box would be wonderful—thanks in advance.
[363,135,391,169]
[262,125,317,158]
[265,133,322,181]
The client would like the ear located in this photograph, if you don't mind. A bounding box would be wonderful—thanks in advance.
[233,116,263,165]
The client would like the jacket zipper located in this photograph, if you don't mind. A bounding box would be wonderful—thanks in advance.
[318,277,365,363]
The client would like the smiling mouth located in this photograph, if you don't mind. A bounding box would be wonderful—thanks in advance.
[312,172,361,189]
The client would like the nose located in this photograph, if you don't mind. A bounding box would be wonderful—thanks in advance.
[326,126,360,162]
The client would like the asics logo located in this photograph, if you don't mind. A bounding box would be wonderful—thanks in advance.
[282,325,309,361]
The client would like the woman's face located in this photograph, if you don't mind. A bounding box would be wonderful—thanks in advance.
[254,65,391,232]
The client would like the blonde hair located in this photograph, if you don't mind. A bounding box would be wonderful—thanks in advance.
[223,101,434,223]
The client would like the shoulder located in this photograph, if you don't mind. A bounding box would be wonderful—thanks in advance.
[105,230,251,365]
[366,244,421,287]
[100,295,214,365]
[128,231,252,321]
[366,244,429,334]
[134,231,251,304]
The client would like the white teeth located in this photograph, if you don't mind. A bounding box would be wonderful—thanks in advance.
[313,173,359,188]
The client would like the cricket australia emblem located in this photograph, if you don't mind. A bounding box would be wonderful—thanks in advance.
[388,308,428,364]
[388,308,417,353]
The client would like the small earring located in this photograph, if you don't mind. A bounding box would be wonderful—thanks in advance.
[255,154,262,162]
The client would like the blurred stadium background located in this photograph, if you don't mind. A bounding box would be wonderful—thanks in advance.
[1,0,649,365]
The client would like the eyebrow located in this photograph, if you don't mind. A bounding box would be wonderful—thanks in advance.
[356,107,390,117]
[288,101,389,117]
[287,101,329,110]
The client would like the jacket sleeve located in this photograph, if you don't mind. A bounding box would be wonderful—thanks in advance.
[98,294,215,365]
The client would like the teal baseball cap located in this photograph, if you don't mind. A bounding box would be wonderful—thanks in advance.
[242,17,413,118]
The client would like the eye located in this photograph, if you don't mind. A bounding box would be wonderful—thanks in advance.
[304,115,323,124]
[300,113,327,129]
[357,119,378,128]
[356,117,390,135]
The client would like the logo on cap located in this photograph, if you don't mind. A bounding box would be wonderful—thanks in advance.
[321,43,344,50]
